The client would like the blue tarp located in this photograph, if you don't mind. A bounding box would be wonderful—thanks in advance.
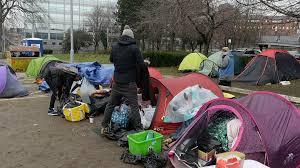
[67,62,114,86]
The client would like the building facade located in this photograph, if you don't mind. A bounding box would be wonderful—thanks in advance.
[23,0,117,53]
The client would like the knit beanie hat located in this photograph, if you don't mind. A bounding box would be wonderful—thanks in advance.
[122,25,134,39]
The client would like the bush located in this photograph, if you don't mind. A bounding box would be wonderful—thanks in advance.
[143,51,190,67]
[44,49,53,54]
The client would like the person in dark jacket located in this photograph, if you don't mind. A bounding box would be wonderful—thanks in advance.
[45,66,80,116]
[101,25,144,133]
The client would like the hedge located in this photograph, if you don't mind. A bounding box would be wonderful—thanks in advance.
[143,51,190,67]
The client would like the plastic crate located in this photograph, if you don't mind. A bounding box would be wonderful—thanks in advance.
[127,130,163,156]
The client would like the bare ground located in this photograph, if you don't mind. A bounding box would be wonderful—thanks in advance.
[0,97,139,168]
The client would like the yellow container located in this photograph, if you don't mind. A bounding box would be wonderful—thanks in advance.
[63,101,90,122]
[9,57,35,72]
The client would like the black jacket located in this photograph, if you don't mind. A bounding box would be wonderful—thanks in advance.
[44,67,76,96]
[110,35,144,84]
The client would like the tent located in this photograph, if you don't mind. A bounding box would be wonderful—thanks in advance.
[0,65,28,98]
[148,67,163,79]
[169,91,300,168]
[178,53,207,72]
[235,49,300,85]
[149,73,223,135]
[26,55,61,77]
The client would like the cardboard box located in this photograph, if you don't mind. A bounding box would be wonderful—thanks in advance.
[216,151,245,168]
[198,149,216,161]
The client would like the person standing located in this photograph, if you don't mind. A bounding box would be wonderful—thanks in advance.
[219,47,234,86]
[101,25,144,133]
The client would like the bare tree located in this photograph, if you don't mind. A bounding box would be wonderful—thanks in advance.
[237,0,300,19]
[88,5,111,52]
[0,0,43,51]
[175,0,238,55]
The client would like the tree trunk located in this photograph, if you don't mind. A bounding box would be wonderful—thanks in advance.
[170,32,175,51]
[94,41,98,53]
[181,39,186,51]
[142,36,145,51]
[190,41,196,51]
[203,42,210,56]
[156,40,160,51]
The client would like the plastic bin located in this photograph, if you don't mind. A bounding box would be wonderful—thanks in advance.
[127,130,163,156]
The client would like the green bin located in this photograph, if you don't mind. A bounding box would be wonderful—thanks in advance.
[127,130,163,156]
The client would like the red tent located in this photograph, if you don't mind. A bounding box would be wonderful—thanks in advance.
[150,73,223,135]
[148,67,163,79]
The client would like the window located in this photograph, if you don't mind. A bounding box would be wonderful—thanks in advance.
[50,33,57,40]
[59,42,62,45]
[56,33,64,40]
[52,42,56,45]
[43,42,48,45]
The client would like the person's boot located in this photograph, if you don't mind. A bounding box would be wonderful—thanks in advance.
[48,108,59,116]
[100,126,110,136]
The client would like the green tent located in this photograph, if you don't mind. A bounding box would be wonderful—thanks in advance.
[178,53,207,71]
[26,55,60,77]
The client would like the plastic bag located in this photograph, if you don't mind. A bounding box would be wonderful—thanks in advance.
[111,103,130,128]
[140,106,156,129]
[164,85,218,123]
[80,77,96,104]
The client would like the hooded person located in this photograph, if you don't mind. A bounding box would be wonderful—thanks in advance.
[44,65,81,116]
[219,47,234,86]
[101,25,144,133]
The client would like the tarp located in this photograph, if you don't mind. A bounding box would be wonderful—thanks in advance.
[26,55,60,77]
[67,62,114,86]
[164,85,218,123]
[178,53,207,71]
[0,65,28,98]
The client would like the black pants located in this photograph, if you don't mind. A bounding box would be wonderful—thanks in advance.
[49,89,62,109]
[219,80,232,87]
[102,82,142,130]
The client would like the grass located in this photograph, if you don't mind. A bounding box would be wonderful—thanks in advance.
[156,67,181,77]
[52,53,182,77]
[53,53,110,64]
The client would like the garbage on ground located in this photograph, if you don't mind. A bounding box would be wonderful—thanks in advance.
[140,105,156,129]
[280,81,291,85]
[63,101,90,122]
[120,149,167,168]
[111,103,130,129]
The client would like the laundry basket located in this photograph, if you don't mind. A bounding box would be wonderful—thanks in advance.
[63,101,90,122]
[127,130,163,156]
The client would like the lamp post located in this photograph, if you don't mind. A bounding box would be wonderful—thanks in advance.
[228,39,232,50]
[70,0,74,63]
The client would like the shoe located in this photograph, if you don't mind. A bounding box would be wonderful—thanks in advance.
[100,127,109,136]
[48,108,59,116]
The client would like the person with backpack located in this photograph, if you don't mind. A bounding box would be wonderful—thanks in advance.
[101,25,144,134]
